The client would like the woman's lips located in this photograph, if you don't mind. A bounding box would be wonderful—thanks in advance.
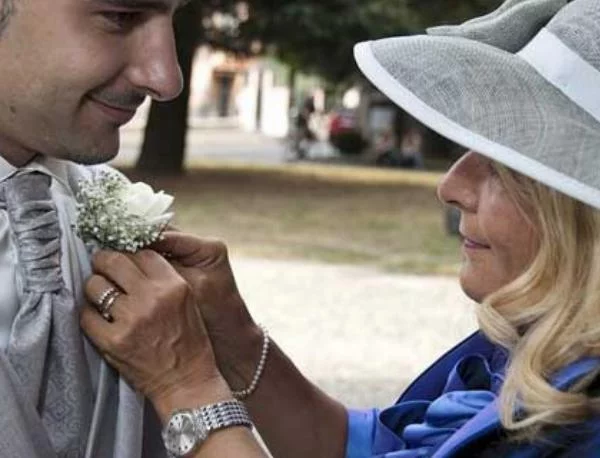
[462,236,491,250]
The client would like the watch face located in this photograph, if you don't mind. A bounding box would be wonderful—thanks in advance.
[163,410,206,456]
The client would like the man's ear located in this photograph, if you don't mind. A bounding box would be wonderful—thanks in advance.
[0,0,14,37]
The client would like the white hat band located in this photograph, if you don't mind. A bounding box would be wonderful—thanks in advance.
[518,28,600,124]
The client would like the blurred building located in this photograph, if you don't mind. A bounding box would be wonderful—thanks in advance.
[188,47,325,138]
[189,46,249,119]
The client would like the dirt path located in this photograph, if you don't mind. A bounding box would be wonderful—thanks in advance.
[231,257,477,409]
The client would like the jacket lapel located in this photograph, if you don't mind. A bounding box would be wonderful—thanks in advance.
[431,356,600,457]
[394,332,501,457]
[399,332,495,403]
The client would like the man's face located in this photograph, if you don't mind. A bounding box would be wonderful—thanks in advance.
[0,0,184,166]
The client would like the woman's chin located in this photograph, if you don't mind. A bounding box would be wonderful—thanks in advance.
[459,269,487,304]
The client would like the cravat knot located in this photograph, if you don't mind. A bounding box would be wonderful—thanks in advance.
[1,171,63,292]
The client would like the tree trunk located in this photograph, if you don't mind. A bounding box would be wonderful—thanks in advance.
[135,5,199,175]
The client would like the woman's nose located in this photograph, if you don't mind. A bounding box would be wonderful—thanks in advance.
[437,151,482,212]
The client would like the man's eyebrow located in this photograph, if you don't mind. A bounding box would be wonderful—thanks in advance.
[90,0,191,12]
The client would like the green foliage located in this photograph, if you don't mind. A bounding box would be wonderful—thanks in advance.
[179,0,505,84]
[235,0,504,84]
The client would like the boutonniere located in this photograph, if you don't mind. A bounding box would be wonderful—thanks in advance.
[75,172,174,252]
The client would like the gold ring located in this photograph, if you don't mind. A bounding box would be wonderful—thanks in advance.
[96,286,121,323]
[97,286,118,308]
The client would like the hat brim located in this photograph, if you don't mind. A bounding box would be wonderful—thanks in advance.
[354,36,600,209]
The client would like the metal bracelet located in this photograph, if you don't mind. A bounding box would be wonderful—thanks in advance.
[197,399,253,432]
[232,324,270,400]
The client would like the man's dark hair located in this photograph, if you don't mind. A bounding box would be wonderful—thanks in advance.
[0,0,14,36]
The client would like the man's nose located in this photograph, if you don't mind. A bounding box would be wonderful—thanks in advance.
[126,20,184,102]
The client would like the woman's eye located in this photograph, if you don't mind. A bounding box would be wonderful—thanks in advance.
[480,157,499,178]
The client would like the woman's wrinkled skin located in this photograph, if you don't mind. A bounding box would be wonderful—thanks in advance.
[437,151,538,303]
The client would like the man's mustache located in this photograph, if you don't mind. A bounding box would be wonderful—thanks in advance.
[89,90,146,111]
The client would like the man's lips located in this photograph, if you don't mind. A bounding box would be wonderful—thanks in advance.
[88,96,138,125]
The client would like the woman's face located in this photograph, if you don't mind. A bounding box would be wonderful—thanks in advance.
[437,152,539,303]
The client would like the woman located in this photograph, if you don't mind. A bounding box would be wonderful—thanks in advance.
[80,0,600,456]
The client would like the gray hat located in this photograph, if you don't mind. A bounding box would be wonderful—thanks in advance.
[354,0,600,209]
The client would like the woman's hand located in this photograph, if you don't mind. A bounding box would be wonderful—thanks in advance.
[152,231,251,328]
[80,249,232,420]
[151,233,349,458]
[151,232,262,390]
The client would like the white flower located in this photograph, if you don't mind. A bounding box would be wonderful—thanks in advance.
[74,172,174,252]
[117,182,174,223]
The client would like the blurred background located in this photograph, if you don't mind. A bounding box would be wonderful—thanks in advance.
[115,0,503,409]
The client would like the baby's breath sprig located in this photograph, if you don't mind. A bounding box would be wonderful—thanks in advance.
[75,172,172,252]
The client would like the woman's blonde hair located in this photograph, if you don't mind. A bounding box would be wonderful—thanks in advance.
[477,163,600,440]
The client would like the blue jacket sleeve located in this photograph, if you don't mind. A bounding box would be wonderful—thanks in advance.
[345,409,380,458]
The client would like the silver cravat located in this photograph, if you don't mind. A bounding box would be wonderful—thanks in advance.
[0,171,93,457]
[0,169,167,458]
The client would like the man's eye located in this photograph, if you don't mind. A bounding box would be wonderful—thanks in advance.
[102,11,141,31]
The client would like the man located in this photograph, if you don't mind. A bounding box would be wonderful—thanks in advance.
[0,0,185,456]
[291,95,316,159]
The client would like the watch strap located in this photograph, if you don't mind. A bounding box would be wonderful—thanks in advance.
[196,399,252,432]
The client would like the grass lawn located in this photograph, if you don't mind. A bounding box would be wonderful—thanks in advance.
[122,162,462,275]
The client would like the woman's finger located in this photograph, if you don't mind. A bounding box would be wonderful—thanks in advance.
[124,249,180,280]
[84,274,129,322]
[79,310,139,391]
[80,302,118,353]
[92,250,147,294]
[151,232,227,267]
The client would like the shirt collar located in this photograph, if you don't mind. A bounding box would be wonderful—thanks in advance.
[0,154,18,183]
[0,154,73,193]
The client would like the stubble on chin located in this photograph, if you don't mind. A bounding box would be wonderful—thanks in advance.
[60,146,119,165]
[49,134,121,165]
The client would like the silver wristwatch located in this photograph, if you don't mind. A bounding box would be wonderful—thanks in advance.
[162,399,252,457]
